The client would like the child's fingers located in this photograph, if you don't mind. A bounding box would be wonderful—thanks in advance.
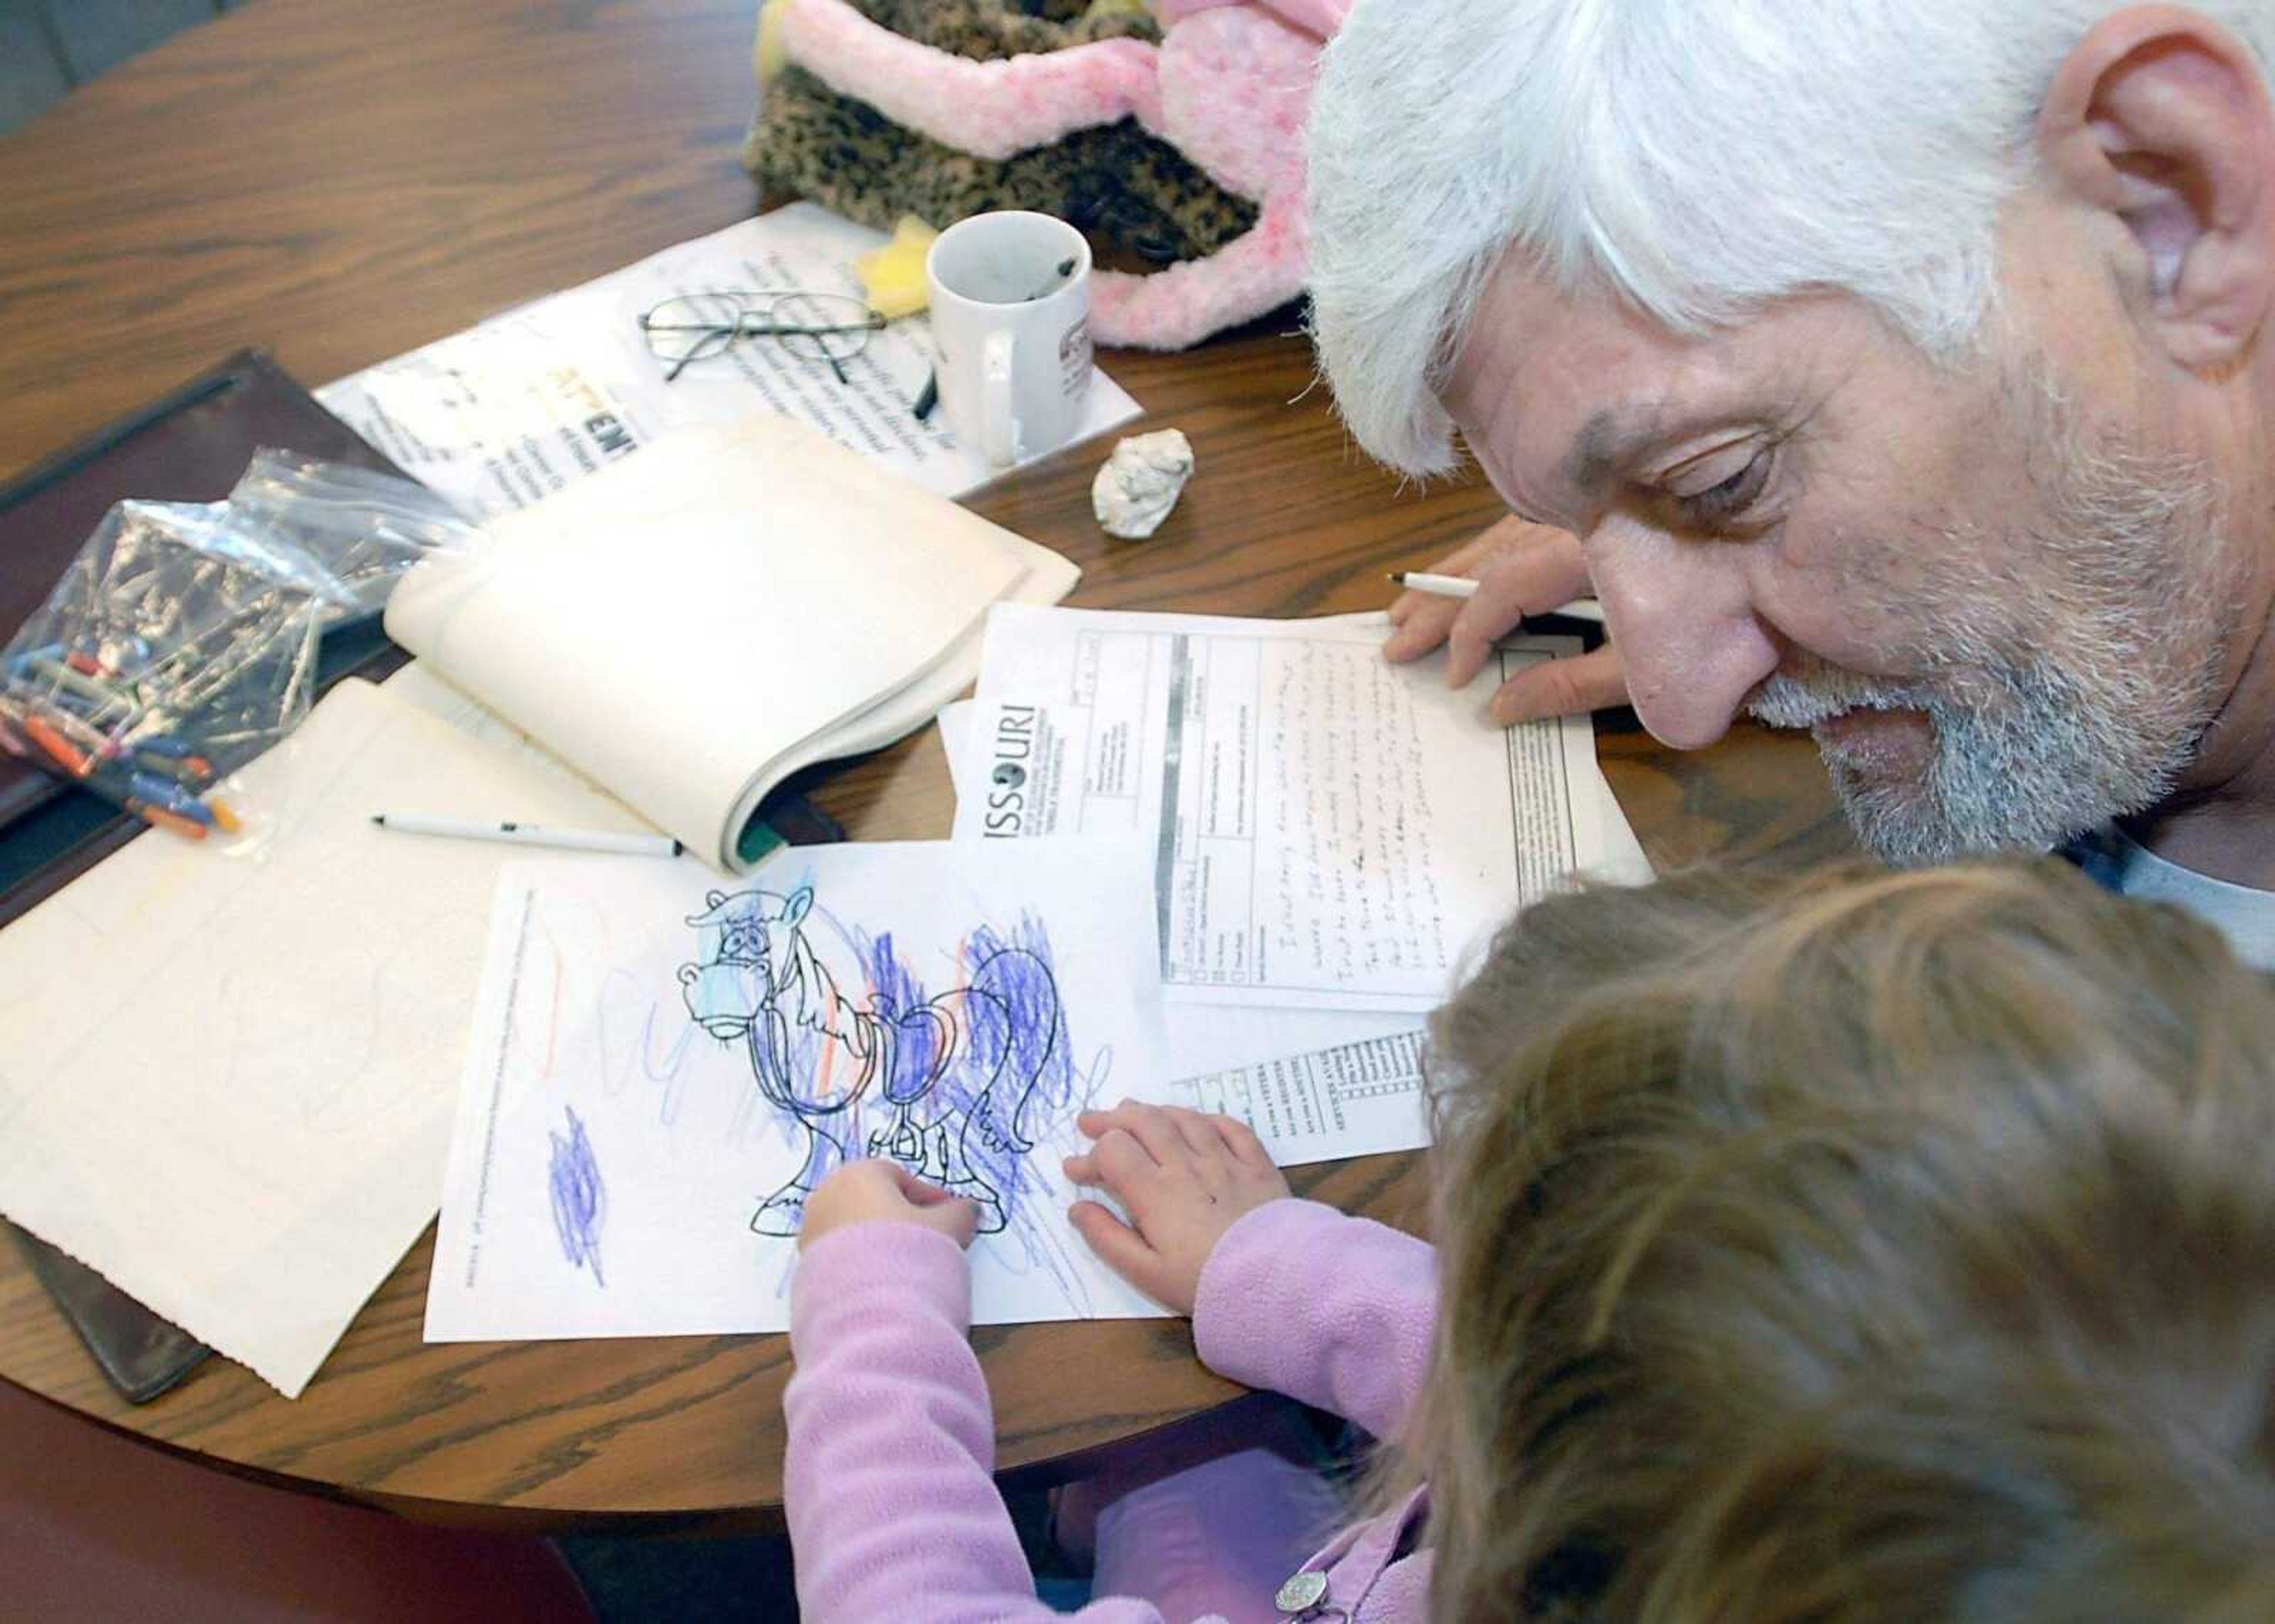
[1068,1199,1169,1301]
[1089,1129,1159,1197]
[1159,1104,1230,1160]
[826,1158,905,1196]
[1099,1101,1191,1165]
[1075,1106,1149,1143]
[914,1194,981,1249]
[1078,1101,1185,1164]
[1062,1150,1102,1186]
[1208,1114,1277,1172]
[890,1167,961,1207]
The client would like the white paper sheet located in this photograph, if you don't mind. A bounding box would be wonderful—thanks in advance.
[1178,1028,1430,1166]
[0,679,659,1396]
[318,203,1142,518]
[956,605,1606,1015]
[425,839,1174,1340]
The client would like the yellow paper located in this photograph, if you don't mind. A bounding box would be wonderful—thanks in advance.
[855,215,940,319]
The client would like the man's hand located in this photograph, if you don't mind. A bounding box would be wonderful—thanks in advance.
[798,1160,981,1252]
[1386,513,1630,725]
[1063,1101,1292,1314]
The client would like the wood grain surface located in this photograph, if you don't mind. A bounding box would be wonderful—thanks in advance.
[0,0,1851,1530]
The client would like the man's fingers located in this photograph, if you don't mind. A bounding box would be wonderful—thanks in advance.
[1384,524,1532,656]
[1443,539,1594,690]
[1069,1200,1167,1297]
[1384,594,1466,662]
[1488,642,1630,725]
[1437,517,1531,573]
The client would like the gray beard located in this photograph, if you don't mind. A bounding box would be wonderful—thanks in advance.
[1745,430,2235,866]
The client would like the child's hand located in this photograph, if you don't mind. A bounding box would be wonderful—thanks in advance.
[798,1160,981,1253]
[1063,1101,1291,1314]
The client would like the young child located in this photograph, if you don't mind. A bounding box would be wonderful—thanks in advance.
[783,860,2275,1622]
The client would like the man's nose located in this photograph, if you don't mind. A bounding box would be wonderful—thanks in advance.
[1591,524,1780,750]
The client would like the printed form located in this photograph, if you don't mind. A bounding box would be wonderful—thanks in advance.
[956,604,1606,1017]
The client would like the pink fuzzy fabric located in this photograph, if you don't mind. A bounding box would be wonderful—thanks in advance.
[776,1,1163,161]
[783,1200,1436,1622]
[773,0,1348,348]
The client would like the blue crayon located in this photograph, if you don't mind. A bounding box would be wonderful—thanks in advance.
[131,736,213,781]
[4,644,65,683]
[128,771,215,825]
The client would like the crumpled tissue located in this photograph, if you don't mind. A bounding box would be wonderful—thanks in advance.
[1091,429,1194,540]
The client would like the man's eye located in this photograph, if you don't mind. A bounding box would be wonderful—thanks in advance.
[1671,449,1773,527]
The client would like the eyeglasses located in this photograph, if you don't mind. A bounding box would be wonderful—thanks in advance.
[637,290,886,385]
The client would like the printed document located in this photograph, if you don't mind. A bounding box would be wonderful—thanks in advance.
[955,605,1607,1015]
[319,203,1141,517]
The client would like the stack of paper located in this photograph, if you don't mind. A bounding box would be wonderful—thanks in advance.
[938,606,1653,1167]
[0,678,657,1396]
[415,606,1653,1350]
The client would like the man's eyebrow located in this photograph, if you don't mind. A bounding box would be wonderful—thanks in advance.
[1566,409,1626,494]
[1562,402,1764,495]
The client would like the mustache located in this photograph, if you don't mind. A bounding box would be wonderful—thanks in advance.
[1744,659,1931,729]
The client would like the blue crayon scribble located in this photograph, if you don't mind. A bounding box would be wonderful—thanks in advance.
[674,887,1077,1286]
[547,1106,607,1288]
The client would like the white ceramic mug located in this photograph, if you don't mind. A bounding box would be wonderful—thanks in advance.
[926,211,1094,467]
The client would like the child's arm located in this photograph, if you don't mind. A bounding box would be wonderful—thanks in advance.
[1068,1103,1435,1443]
[1191,1197,1434,1444]
[784,1163,1168,1624]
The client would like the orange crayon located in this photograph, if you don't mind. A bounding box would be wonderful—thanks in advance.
[127,799,208,841]
[23,715,93,777]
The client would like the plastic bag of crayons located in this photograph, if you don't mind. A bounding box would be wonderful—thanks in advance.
[0,450,479,843]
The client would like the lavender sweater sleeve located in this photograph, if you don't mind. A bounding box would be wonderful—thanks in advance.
[784,1222,1171,1624]
[1191,1199,1438,1443]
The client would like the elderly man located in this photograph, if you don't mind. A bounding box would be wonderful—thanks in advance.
[1310,2,2275,961]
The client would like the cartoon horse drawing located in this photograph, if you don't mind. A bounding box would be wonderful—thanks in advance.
[677,886,1066,1238]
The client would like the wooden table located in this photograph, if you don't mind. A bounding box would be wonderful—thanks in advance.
[0,0,1852,1532]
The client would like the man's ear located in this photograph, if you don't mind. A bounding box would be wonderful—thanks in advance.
[2039,5,2275,370]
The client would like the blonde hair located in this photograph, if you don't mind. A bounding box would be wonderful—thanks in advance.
[1412,860,2275,1622]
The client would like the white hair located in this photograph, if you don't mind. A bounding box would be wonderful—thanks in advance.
[1308,1,2275,476]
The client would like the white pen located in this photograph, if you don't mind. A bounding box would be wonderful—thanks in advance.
[1388,572,1607,624]
[370,813,684,858]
